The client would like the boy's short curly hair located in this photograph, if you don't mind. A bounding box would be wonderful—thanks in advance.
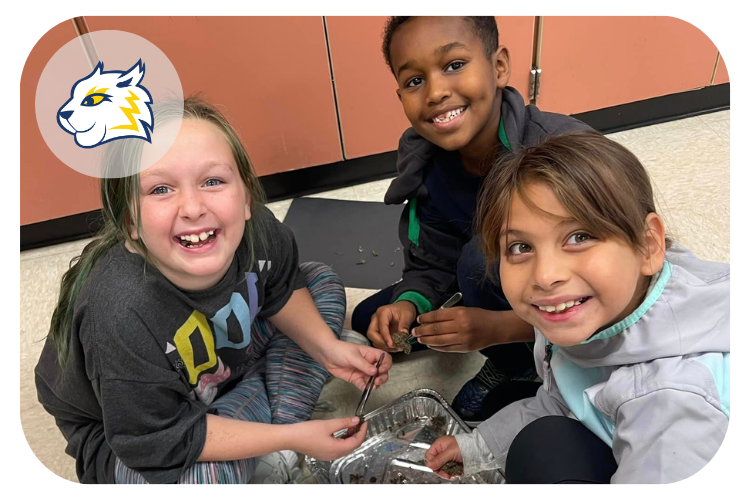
[381,16,499,73]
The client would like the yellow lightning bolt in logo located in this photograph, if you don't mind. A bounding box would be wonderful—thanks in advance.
[110,90,142,131]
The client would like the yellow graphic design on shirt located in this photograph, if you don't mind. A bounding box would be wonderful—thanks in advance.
[174,311,217,384]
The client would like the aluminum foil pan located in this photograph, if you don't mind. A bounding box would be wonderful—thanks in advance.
[306,388,504,484]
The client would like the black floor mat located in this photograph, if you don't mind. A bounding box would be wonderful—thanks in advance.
[283,197,405,289]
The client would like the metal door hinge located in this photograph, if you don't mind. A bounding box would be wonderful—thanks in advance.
[529,67,542,101]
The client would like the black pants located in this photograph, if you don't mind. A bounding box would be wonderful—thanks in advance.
[505,416,618,484]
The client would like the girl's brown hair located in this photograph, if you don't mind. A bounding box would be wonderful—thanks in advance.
[477,130,667,270]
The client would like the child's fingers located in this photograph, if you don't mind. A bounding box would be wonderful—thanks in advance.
[425,343,467,353]
[372,351,392,372]
[425,438,447,461]
[426,447,458,471]
[374,374,389,387]
[368,315,396,350]
[435,470,455,481]
[352,351,379,376]
[416,308,454,325]
[377,314,395,348]
[367,323,392,352]
[413,320,459,339]
[351,376,367,391]
[333,416,362,434]
[340,422,368,453]
[418,333,463,347]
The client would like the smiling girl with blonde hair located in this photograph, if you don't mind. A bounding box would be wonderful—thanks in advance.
[36,96,392,484]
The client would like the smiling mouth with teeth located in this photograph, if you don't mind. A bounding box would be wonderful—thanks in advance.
[536,297,590,314]
[432,107,466,123]
[177,230,217,248]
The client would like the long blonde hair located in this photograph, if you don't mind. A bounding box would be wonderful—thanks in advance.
[49,96,266,368]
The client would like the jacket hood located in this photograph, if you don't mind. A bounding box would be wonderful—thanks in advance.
[555,243,730,368]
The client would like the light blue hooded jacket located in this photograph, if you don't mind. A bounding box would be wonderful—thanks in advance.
[458,244,730,483]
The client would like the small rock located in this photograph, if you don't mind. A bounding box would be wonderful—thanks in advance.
[392,330,412,354]
[440,461,464,477]
[358,246,363,253]
[372,250,379,257]
[390,262,394,267]
[356,259,366,265]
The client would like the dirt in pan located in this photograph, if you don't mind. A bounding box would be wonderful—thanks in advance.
[429,415,447,434]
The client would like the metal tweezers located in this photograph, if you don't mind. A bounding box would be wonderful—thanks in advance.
[347,352,385,437]
[408,292,463,344]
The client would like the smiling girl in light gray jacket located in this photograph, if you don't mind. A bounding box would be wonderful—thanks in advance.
[426,131,729,484]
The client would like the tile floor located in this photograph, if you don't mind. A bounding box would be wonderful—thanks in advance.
[19,111,730,482]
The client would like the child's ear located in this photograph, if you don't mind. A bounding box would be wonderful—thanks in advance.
[494,45,511,89]
[640,213,667,276]
[125,212,139,241]
[245,191,252,221]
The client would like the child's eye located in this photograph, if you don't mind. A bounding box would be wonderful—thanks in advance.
[150,186,170,195]
[445,61,465,72]
[508,242,533,255]
[565,232,594,245]
[205,178,223,187]
[406,77,424,88]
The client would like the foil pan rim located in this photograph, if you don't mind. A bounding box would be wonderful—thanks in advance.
[305,388,504,484]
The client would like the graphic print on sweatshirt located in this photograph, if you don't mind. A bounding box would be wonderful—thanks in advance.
[164,271,261,405]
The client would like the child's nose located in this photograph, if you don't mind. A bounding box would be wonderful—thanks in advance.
[426,76,451,104]
[178,191,207,219]
[532,257,568,289]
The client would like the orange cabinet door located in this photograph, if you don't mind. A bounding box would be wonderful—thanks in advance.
[536,17,721,115]
[84,17,343,177]
[325,16,535,160]
[21,20,101,226]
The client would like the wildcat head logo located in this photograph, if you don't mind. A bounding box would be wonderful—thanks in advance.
[57,60,154,148]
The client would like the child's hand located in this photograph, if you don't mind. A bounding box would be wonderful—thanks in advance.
[322,341,392,390]
[425,436,463,480]
[367,301,417,351]
[413,307,504,352]
[291,417,368,461]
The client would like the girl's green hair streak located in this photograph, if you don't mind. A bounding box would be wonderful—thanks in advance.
[48,95,267,368]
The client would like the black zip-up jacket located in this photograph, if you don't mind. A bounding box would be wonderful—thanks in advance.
[384,87,591,313]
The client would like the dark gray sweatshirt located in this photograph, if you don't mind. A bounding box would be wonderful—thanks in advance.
[35,206,305,483]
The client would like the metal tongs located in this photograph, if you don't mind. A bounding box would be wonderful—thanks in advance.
[346,352,385,437]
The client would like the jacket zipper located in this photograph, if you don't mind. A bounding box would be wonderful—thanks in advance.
[543,341,553,393]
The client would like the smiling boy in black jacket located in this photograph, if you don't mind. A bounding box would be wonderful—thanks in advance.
[351,16,591,421]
